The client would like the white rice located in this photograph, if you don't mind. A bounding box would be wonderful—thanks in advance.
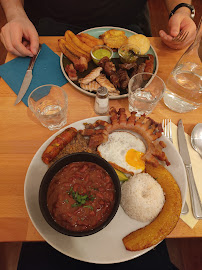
[121,173,165,222]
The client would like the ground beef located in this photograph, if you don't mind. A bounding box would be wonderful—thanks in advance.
[49,133,97,166]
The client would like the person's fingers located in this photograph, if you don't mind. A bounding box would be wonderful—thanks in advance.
[168,16,181,37]
[159,30,181,49]
[11,27,34,57]
[159,35,184,49]
[22,39,29,47]
[22,41,31,51]
[0,28,24,56]
[160,27,196,50]
[0,19,39,57]
[159,30,173,42]
[24,28,39,55]
[159,14,197,50]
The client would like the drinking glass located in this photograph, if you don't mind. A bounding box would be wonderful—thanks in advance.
[28,85,68,130]
[128,72,165,116]
[163,19,202,113]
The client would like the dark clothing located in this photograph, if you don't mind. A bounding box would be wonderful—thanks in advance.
[17,241,178,270]
[24,0,152,36]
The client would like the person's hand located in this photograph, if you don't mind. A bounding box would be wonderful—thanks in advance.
[159,12,196,50]
[0,15,39,57]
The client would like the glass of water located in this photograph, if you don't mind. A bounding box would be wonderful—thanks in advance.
[28,85,68,130]
[128,72,165,116]
[163,20,202,113]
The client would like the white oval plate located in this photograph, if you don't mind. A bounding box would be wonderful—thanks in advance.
[60,26,159,99]
[24,116,186,264]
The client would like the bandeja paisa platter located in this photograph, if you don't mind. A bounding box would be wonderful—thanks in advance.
[24,108,186,264]
[60,26,158,99]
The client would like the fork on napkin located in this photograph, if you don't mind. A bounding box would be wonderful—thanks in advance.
[0,44,67,106]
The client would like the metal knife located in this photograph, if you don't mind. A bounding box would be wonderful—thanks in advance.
[14,44,42,105]
[178,119,202,219]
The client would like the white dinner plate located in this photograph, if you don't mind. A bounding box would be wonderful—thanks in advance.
[24,116,187,264]
[60,26,159,99]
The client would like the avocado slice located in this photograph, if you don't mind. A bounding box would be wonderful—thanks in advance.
[114,168,128,181]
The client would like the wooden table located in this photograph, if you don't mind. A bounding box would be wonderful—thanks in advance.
[0,37,202,243]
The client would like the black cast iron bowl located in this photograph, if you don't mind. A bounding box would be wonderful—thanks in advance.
[39,152,121,237]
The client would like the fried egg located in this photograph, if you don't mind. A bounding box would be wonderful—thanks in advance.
[97,131,146,175]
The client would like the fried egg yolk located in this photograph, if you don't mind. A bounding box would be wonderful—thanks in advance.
[97,131,146,175]
[125,149,145,171]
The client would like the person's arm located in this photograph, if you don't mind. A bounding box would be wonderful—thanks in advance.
[1,0,25,22]
[164,0,192,15]
[160,0,196,49]
[0,0,39,56]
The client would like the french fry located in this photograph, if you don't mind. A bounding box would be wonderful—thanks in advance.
[79,33,104,46]
[66,30,92,53]
[65,31,91,59]
[62,38,91,62]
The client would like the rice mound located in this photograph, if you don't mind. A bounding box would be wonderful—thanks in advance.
[121,173,165,222]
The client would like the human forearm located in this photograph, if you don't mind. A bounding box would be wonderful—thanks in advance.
[164,0,192,16]
[1,0,26,21]
[0,0,39,56]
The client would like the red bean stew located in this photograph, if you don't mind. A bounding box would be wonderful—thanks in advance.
[47,162,115,232]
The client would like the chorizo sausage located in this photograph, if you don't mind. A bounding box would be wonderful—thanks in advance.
[42,127,77,164]
[143,54,155,80]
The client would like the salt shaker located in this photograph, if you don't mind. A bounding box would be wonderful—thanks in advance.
[94,87,109,115]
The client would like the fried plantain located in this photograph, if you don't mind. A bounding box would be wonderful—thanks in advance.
[122,163,182,251]
[99,29,128,49]
[77,34,97,48]
[79,33,104,46]
[65,31,91,60]
[66,30,92,53]
[58,39,88,72]
[58,39,79,62]
[60,38,91,62]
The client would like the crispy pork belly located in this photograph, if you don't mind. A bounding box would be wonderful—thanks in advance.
[65,63,78,81]
[73,56,88,73]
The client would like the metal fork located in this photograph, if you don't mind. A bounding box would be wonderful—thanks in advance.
[173,30,189,42]
[162,119,189,215]
[162,119,173,142]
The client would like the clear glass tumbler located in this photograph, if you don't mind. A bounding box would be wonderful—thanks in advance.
[28,85,68,130]
[128,72,165,116]
[163,19,202,113]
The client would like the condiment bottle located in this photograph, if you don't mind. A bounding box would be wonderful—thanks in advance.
[94,87,109,115]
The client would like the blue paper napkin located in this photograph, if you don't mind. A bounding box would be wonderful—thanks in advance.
[0,43,67,106]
